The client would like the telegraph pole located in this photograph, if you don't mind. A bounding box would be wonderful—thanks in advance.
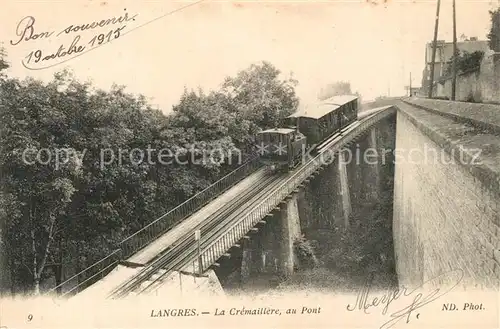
[409,72,412,97]
[451,0,457,100]
[428,0,441,98]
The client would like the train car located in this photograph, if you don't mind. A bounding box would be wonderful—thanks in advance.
[286,95,358,147]
[255,128,307,172]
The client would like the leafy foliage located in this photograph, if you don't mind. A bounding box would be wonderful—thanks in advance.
[317,81,352,101]
[293,234,318,268]
[443,50,485,77]
[220,61,299,130]
[0,60,299,294]
[488,7,500,52]
[281,169,397,291]
[0,45,9,79]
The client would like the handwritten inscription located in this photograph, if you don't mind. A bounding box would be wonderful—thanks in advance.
[57,11,137,37]
[24,26,126,65]
[346,269,464,329]
[10,16,54,46]
[9,9,137,70]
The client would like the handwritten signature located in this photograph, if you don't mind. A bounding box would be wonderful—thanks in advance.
[346,269,464,329]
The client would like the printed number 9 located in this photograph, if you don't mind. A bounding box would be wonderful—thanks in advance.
[28,314,33,321]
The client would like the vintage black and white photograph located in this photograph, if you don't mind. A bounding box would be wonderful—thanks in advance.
[0,1,499,328]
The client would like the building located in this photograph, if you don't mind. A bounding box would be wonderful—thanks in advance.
[404,86,421,97]
[420,38,490,95]
[410,87,421,97]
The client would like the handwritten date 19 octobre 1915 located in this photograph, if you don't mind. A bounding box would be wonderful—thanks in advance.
[24,26,126,64]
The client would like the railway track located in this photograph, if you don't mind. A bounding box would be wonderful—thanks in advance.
[139,172,291,295]
[108,106,393,298]
[108,171,282,298]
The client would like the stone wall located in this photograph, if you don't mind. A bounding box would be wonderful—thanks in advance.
[436,52,500,103]
[393,101,500,289]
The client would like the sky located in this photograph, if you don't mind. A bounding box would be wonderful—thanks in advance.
[1,0,497,114]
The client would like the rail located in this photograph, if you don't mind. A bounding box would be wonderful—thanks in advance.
[198,107,396,272]
[48,156,262,296]
[118,155,262,258]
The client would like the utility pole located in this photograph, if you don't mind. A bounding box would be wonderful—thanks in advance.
[428,0,441,98]
[451,0,457,100]
[409,72,412,97]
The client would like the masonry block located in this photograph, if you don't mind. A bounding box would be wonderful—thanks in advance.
[393,107,500,290]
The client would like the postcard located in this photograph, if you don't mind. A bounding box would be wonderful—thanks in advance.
[1,1,499,328]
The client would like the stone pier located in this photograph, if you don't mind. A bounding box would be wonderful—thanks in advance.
[240,193,302,282]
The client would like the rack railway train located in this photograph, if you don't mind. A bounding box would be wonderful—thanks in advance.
[255,95,359,172]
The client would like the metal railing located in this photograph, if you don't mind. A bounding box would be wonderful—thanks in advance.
[198,107,397,271]
[119,155,262,259]
[48,156,262,296]
[47,249,122,297]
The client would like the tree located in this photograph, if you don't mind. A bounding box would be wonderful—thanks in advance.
[0,72,171,293]
[318,81,352,101]
[0,76,81,293]
[0,45,9,76]
[487,7,500,52]
[221,61,299,130]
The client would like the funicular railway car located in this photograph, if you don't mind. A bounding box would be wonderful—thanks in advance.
[287,95,358,147]
[255,128,307,172]
[255,95,359,173]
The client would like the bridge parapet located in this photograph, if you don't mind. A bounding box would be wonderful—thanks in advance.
[405,97,500,133]
[400,98,500,202]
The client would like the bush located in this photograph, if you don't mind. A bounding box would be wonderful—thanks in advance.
[293,234,318,268]
[444,50,484,77]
